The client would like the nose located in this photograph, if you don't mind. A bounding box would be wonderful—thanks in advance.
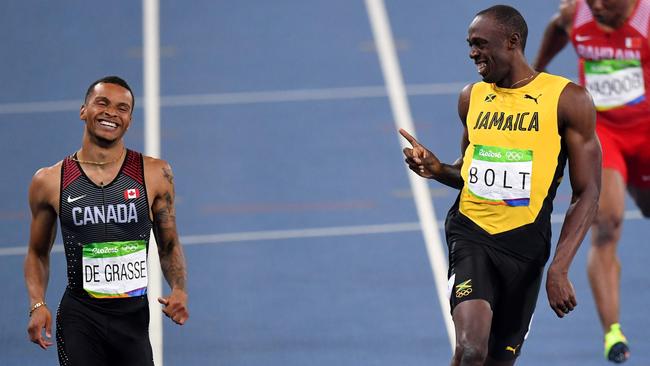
[469,46,479,59]
[104,105,119,116]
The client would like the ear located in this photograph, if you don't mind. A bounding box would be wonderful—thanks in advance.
[508,32,522,50]
[79,104,86,120]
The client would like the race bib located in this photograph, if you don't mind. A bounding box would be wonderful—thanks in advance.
[82,241,148,298]
[584,59,645,111]
[467,145,533,207]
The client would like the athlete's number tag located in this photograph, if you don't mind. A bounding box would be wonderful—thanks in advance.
[584,59,645,111]
[82,241,147,298]
[467,145,532,207]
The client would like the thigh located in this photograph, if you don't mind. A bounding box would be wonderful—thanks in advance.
[597,169,627,223]
[488,254,544,361]
[596,122,628,182]
[453,298,493,348]
[624,121,650,190]
[56,294,108,366]
[448,240,499,313]
[107,305,153,366]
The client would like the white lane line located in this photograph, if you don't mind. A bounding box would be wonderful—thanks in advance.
[0,83,467,115]
[365,0,455,351]
[1,222,420,257]
[1,209,643,257]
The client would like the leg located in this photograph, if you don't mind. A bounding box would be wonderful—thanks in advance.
[56,293,108,366]
[107,304,154,366]
[486,253,544,366]
[588,168,626,332]
[451,299,492,366]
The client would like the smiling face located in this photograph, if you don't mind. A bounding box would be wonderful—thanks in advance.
[467,14,514,84]
[80,82,133,146]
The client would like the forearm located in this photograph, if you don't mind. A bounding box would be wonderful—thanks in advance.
[533,17,570,71]
[549,188,599,272]
[24,250,50,304]
[432,162,463,189]
[158,239,187,291]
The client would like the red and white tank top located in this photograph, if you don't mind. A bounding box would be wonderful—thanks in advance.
[571,0,650,126]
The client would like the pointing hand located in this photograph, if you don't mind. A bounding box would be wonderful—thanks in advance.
[399,129,441,178]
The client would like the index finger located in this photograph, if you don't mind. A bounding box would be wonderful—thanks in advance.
[399,128,420,147]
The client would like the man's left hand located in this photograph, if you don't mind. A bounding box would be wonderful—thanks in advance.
[158,289,189,325]
[546,266,577,318]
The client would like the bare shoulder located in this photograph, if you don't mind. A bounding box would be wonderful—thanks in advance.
[143,155,172,173]
[30,161,62,206]
[558,82,595,130]
[457,83,475,124]
[143,156,174,194]
[559,82,593,110]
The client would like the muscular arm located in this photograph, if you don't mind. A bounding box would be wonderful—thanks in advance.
[151,163,187,291]
[546,83,601,317]
[533,0,575,71]
[149,160,189,324]
[400,84,471,189]
[24,167,59,349]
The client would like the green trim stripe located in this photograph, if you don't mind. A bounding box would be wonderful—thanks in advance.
[585,59,641,75]
[83,240,146,259]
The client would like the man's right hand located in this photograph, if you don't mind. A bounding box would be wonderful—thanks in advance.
[399,128,441,179]
[27,306,53,350]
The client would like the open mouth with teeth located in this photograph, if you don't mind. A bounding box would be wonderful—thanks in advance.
[476,61,488,76]
[98,119,118,129]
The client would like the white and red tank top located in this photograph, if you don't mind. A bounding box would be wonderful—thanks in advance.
[571,0,650,126]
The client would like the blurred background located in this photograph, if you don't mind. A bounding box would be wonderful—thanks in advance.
[1,1,648,365]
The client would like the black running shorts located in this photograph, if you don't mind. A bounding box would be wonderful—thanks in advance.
[56,290,154,366]
[445,209,549,361]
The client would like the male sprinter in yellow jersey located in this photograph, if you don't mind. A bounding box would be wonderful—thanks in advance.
[401,5,601,366]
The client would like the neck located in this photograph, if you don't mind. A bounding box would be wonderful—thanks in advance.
[496,56,536,89]
[76,140,126,167]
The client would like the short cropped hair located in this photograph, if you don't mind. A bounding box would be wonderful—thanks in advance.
[84,76,135,112]
[476,5,528,51]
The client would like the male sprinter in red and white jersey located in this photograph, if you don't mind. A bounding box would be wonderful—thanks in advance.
[24,76,189,365]
[534,0,650,363]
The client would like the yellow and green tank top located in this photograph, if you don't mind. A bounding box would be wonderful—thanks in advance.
[459,72,571,235]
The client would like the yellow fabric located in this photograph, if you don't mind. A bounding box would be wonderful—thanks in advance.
[459,73,571,234]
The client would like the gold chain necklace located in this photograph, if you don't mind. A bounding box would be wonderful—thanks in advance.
[71,148,125,166]
[510,73,536,88]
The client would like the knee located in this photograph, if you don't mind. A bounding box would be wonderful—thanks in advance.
[592,211,623,246]
[454,342,488,365]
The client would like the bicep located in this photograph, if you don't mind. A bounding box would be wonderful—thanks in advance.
[560,84,601,194]
[27,176,57,255]
[150,162,179,246]
[565,124,601,195]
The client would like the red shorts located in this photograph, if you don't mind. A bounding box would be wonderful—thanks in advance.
[596,120,650,188]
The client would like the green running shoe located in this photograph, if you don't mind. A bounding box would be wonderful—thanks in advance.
[604,323,630,363]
